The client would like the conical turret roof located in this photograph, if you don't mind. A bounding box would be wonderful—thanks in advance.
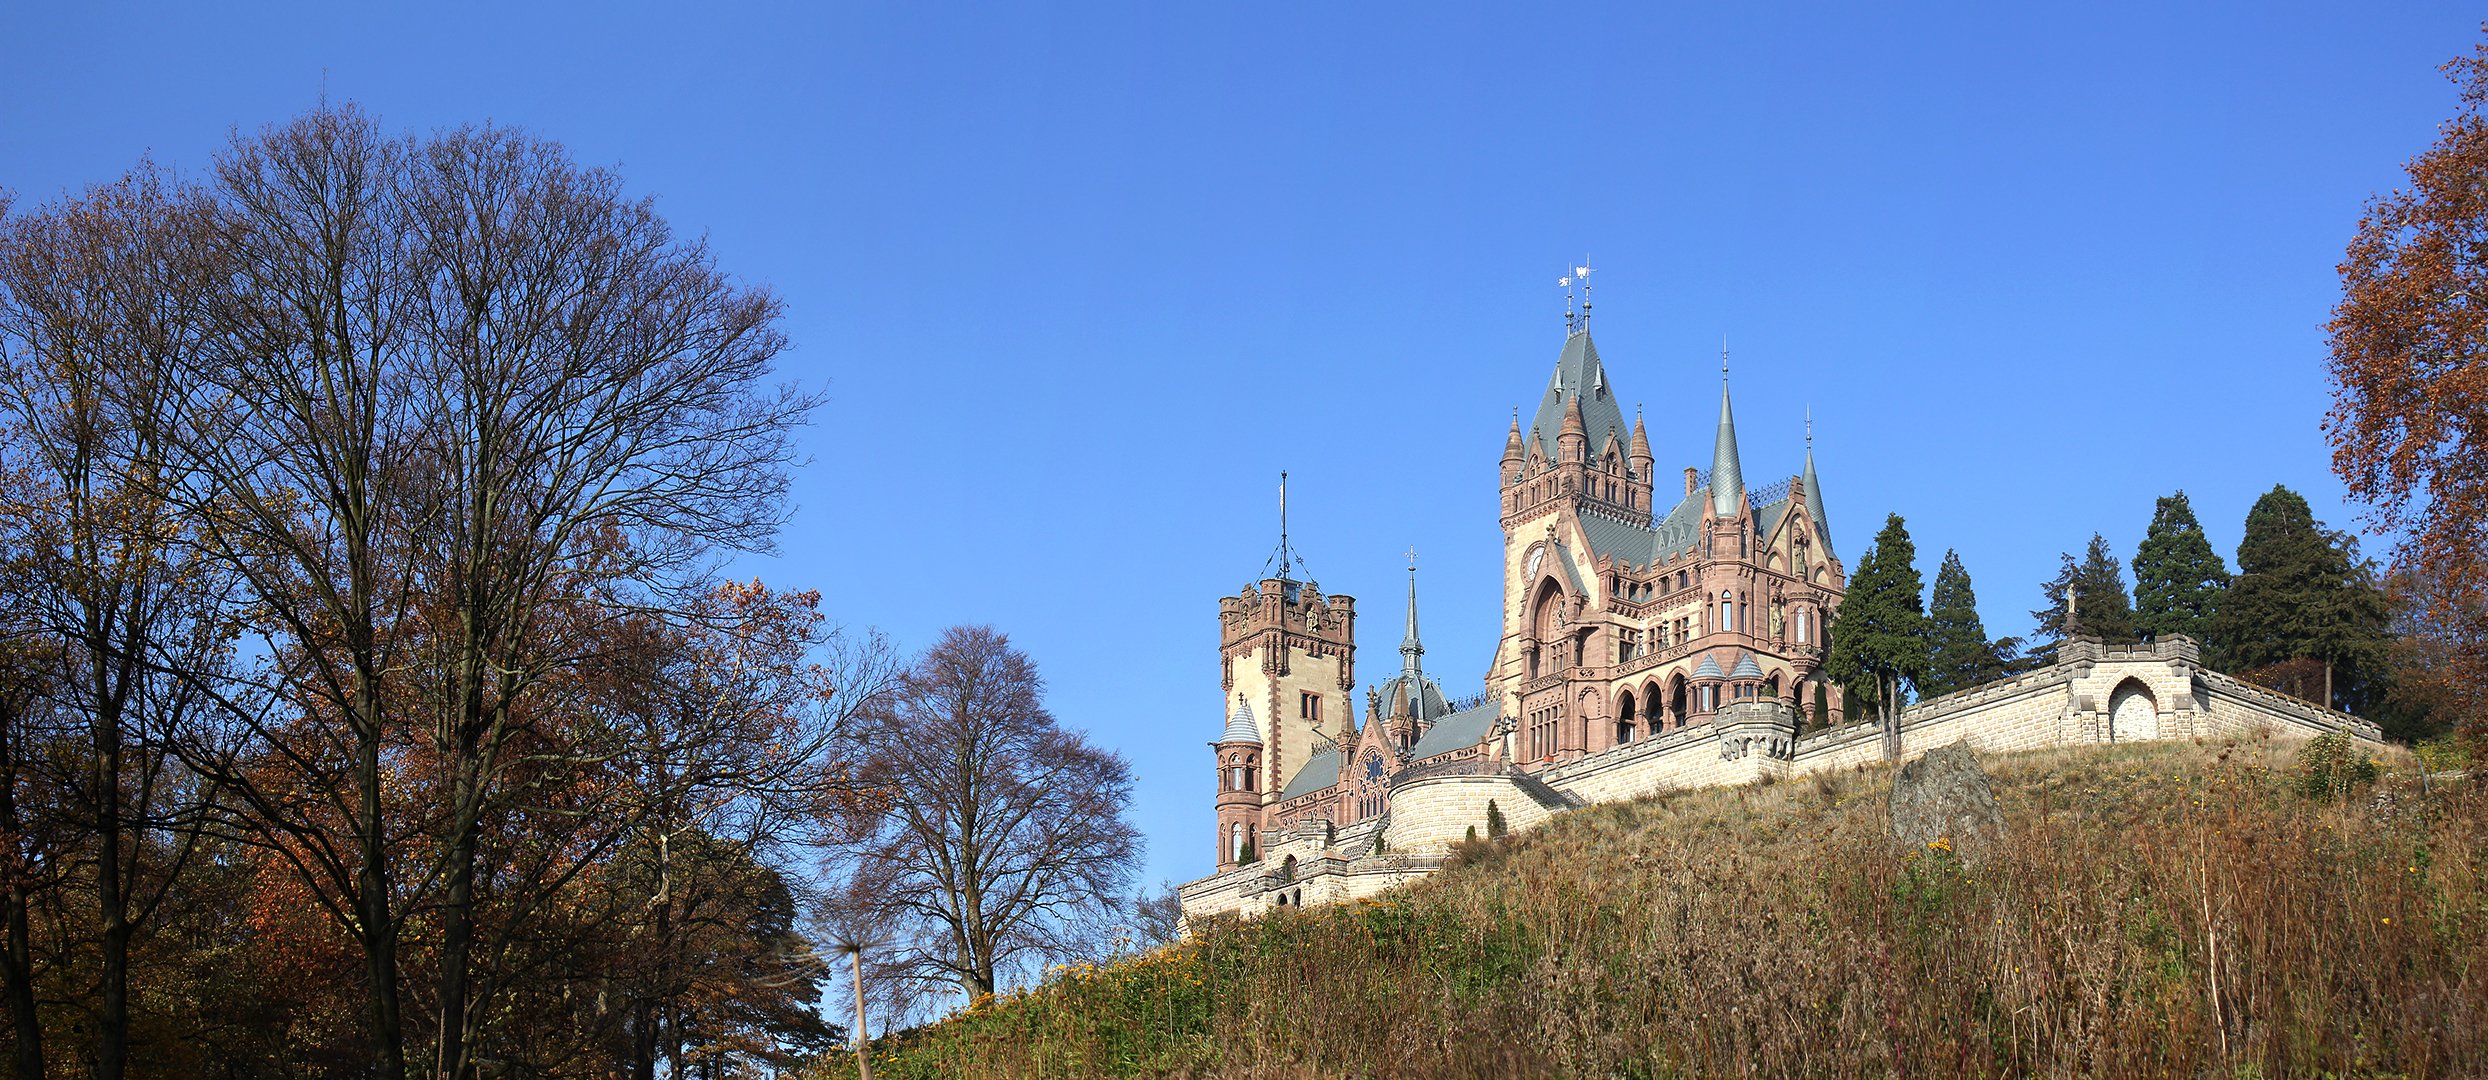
[1729,652,1765,680]
[1711,381,1745,516]
[1220,696,1260,744]
[1694,652,1726,679]
[1803,441,1834,561]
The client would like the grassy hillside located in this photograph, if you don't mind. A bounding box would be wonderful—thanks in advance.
[809,734,2484,1078]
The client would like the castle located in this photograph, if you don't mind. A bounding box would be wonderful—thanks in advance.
[1179,320,2379,921]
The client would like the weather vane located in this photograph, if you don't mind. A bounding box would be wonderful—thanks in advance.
[1575,258,1594,328]
[1405,546,1419,572]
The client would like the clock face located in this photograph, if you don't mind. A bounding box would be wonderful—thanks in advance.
[1525,547,1544,581]
[1364,752,1385,783]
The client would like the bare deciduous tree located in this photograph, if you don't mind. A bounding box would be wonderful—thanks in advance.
[0,167,234,1080]
[389,121,811,1080]
[831,625,1140,1015]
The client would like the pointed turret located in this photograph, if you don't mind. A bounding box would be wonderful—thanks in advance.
[1558,396,1587,462]
[1802,438,1835,562]
[1399,564,1427,720]
[1710,380,1745,516]
[1628,415,1653,475]
[1502,415,1525,466]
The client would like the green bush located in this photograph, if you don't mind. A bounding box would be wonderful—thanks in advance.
[2297,731,2379,800]
[1485,799,1507,838]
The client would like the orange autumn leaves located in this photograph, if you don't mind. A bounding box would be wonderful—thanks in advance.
[2328,30,2488,735]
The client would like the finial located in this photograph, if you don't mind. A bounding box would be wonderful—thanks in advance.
[1575,259,1594,328]
[1805,405,1813,450]
[1721,335,1730,383]
[1405,546,1418,572]
[1263,470,1309,582]
[1559,270,1576,333]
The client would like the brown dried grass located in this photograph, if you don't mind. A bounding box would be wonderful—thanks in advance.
[819,737,2487,1079]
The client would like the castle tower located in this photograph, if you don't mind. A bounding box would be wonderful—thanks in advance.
[1493,317,1848,768]
[1217,574,1356,815]
[1211,695,1265,869]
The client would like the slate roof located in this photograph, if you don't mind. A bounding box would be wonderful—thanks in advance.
[1409,702,1500,760]
[1278,746,1340,800]
[1219,699,1259,744]
[1711,384,1745,515]
[1730,652,1765,680]
[1529,332,1629,464]
[1694,652,1725,678]
[1375,674,1451,721]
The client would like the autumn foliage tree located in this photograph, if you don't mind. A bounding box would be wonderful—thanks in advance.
[0,104,935,1079]
[2329,30,2488,736]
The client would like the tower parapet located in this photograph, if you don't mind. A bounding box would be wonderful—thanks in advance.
[1218,577,1356,823]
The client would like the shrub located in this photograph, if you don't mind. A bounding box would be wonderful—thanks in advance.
[1485,800,1507,838]
[2297,731,2379,799]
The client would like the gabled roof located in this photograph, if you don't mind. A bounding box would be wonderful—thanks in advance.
[1694,652,1725,679]
[1409,702,1499,760]
[1755,497,1793,542]
[1278,746,1340,800]
[1729,652,1765,680]
[1576,489,1708,572]
[1529,331,1629,463]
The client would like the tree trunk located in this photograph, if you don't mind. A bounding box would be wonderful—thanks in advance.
[0,746,43,1080]
[627,999,660,1080]
[356,705,407,1080]
[92,693,128,1080]
[436,820,475,1080]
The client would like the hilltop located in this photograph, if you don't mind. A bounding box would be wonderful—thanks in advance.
[812,733,2483,1079]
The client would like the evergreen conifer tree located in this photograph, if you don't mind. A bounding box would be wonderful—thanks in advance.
[2133,491,2229,644]
[1823,514,1928,727]
[2208,486,2392,710]
[1921,550,2011,697]
[2029,534,2137,663]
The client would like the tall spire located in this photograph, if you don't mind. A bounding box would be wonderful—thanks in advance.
[1802,409,1834,560]
[1711,344,1745,516]
[1400,550,1427,720]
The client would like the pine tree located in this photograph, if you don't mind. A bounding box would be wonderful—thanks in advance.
[1485,800,1507,839]
[1921,550,2010,697]
[2209,486,2392,710]
[2133,491,2229,644]
[2028,534,2136,663]
[1823,514,1928,728]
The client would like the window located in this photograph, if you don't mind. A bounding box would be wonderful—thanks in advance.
[1720,592,1735,635]
[1300,692,1322,725]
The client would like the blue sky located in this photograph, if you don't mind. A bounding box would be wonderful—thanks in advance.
[5,3,2478,890]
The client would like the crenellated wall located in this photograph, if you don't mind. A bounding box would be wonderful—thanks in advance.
[1178,636,2381,923]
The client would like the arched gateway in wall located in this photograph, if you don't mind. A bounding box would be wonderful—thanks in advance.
[2108,679,2158,742]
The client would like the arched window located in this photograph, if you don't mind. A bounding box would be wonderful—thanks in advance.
[1720,591,1735,634]
[1231,822,1246,861]
[1795,607,1811,643]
